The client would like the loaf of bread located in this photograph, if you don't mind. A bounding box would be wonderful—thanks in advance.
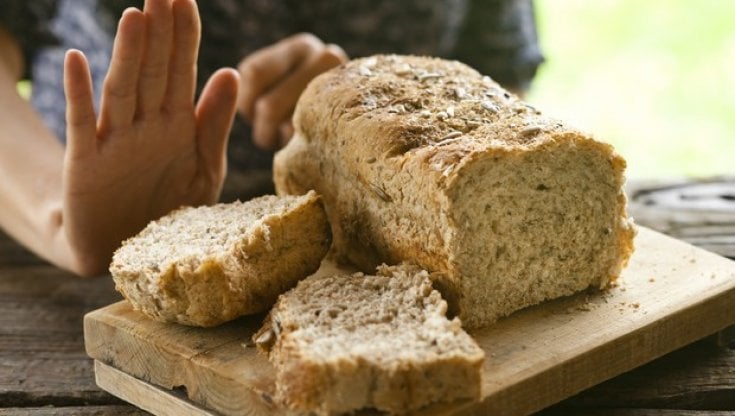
[274,55,636,328]
[254,264,485,415]
[110,191,331,327]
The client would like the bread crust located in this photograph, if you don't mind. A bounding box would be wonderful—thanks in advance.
[274,55,636,328]
[110,191,331,327]
[255,265,485,414]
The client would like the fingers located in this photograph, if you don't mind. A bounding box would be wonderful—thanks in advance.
[104,0,199,122]
[278,121,294,148]
[164,0,200,111]
[237,33,331,121]
[195,68,240,179]
[137,0,174,116]
[64,49,97,158]
[98,8,145,134]
[236,34,319,121]
[237,34,347,150]
[250,42,347,150]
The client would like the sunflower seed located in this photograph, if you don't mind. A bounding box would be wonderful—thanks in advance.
[481,100,499,113]
[370,183,392,202]
[395,63,412,75]
[454,87,468,100]
[358,66,373,77]
[418,72,442,81]
[520,126,542,137]
[439,131,462,141]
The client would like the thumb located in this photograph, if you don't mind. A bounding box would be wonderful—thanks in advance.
[195,67,240,179]
[63,49,97,160]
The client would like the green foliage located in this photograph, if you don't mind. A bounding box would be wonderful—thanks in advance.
[16,80,31,99]
[529,0,735,178]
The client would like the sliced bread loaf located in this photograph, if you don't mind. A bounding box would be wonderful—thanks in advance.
[110,191,331,327]
[274,55,637,328]
[254,264,485,415]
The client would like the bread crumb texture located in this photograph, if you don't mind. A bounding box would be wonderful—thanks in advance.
[255,263,484,415]
[274,54,637,328]
[110,191,331,327]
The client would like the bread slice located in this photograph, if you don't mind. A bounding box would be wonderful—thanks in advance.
[254,264,485,415]
[274,54,636,328]
[110,191,331,327]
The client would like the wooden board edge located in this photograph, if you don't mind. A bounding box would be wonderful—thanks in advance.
[94,360,217,416]
[85,307,281,415]
[477,283,735,415]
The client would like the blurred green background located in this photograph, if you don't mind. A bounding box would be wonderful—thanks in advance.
[529,0,735,179]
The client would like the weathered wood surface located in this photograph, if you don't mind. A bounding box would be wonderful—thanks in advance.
[84,227,735,416]
[1,177,734,415]
[0,406,147,415]
[94,362,216,416]
[627,177,735,259]
[0,239,128,414]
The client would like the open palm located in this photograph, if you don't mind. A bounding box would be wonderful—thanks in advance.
[62,0,239,275]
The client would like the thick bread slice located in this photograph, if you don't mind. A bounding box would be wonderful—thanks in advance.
[254,264,485,415]
[274,54,636,328]
[110,191,331,327]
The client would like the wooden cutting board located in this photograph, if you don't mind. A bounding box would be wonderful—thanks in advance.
[84,227,735,416]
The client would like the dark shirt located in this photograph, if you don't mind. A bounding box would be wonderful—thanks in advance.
[1,0,543,186]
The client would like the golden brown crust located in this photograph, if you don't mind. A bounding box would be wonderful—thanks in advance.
[275,55,636,329]
[256,265,485,414]
[110,192,331,327]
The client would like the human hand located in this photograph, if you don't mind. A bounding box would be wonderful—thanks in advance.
[62,0,239,275]
[237,33,347,150]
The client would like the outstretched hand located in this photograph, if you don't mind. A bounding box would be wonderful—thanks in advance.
[62,0,239,275]
[237,33,347,150]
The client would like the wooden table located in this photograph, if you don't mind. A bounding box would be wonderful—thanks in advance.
[1,178,734,416]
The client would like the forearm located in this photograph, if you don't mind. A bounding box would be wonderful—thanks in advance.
[0,24,105,276]
[0,73,84,273]
[0,27,90,274]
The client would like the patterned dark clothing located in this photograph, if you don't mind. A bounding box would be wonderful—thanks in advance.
[1,0,543,182]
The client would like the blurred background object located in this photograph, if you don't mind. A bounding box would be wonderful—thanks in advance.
[529,0,735,179]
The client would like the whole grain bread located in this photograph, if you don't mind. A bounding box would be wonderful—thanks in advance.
[110,191,331,327]
[254,264,485,415]
[274,55,636,329]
